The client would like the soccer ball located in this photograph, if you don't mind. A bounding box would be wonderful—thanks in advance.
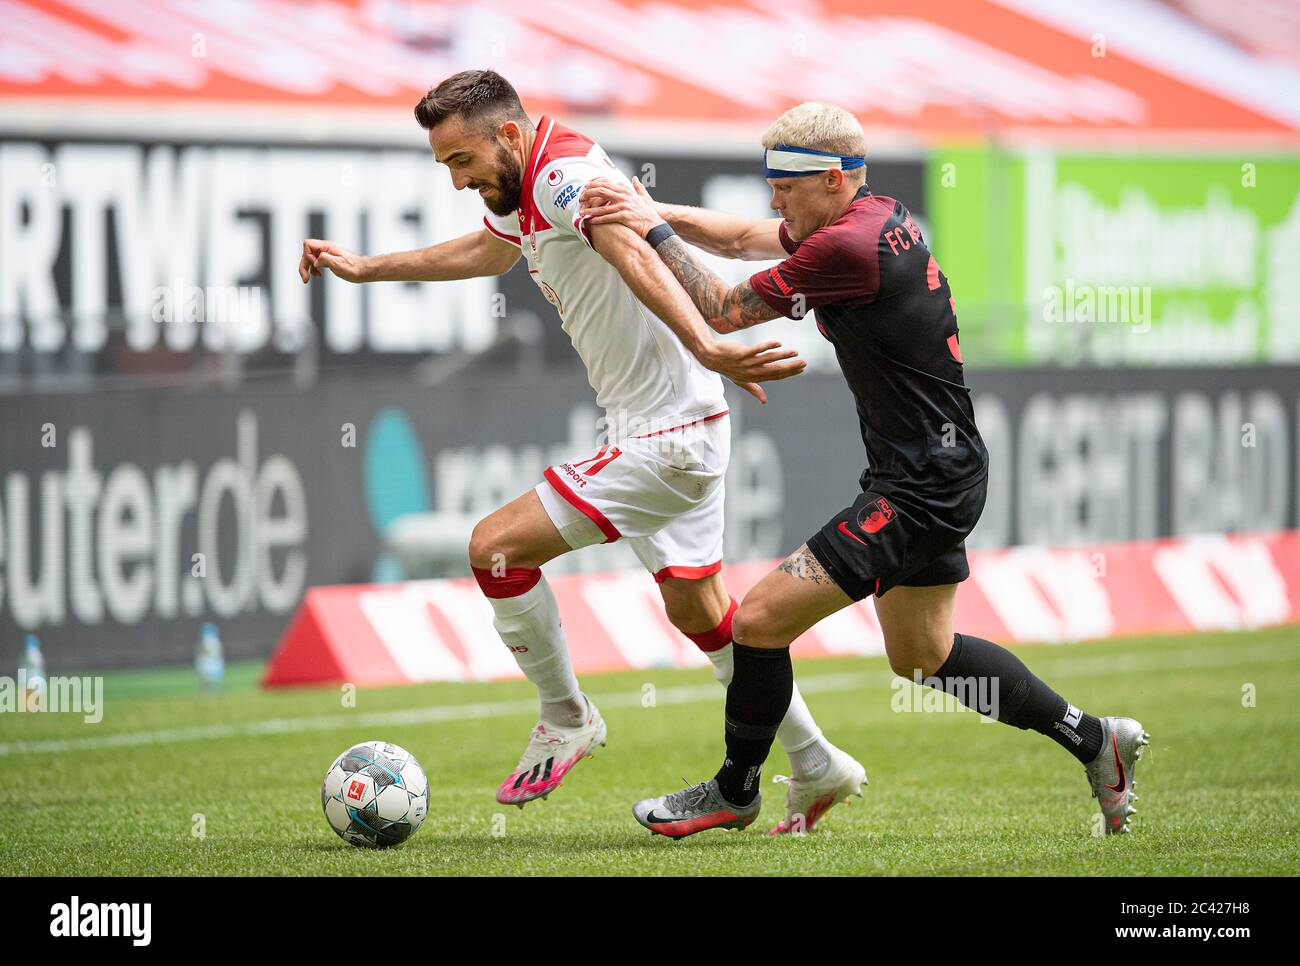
[321,741,429,848]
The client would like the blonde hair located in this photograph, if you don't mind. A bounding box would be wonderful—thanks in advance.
[762,102,866,181]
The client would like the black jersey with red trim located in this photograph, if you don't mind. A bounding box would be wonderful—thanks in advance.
[749,186,988,493]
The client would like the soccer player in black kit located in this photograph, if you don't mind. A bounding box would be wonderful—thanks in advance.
[579,101,1149,840]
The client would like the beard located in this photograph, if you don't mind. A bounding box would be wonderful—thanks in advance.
[481,143,524,216]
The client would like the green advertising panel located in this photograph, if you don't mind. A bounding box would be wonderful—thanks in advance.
[927,148,1300,366]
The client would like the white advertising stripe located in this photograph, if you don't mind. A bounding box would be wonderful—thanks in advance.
[1151,536,1290,631]
[811,600,886,656]
[357,586,468,682]
[1022,549,1116,641]
[416,581,523,681]
[971,549,1071,643]
[1208,539,1291,628]
[581,573,707,670]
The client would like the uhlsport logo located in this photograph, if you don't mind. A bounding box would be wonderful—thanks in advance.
[49,897,151,946]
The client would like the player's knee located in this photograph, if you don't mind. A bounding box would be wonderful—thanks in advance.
[467,515,509,571]
[664,607,697,636]
[662,595,709,634]
[887,652,922,679]
[732,597,794,649]
[886,636,949,679]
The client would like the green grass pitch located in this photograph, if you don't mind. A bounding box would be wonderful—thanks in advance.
[2,627,1297,876]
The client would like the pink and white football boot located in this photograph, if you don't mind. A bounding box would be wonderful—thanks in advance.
[768,745,867,835]
[496,695,607,807]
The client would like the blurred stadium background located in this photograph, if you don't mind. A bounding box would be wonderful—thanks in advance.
[2,0,1300,684]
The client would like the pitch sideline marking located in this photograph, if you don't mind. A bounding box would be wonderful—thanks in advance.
[0,673,873,757]
[1,642,1293,757]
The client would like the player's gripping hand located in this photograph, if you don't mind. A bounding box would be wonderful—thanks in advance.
[299,239,372,284]
[702,339,806,405]
[579,176,662,237]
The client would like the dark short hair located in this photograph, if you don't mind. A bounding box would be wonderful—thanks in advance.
[414,69,529,134]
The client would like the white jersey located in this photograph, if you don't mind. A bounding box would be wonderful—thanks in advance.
[483,116,726,438]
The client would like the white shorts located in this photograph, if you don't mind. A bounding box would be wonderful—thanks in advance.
[536,410,730,581]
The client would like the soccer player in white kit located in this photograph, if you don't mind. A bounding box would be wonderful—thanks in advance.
[299,70,866,834]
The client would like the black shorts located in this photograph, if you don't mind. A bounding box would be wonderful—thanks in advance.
[805,474,988,601]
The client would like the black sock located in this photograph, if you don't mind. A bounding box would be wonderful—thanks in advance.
[714,643,792,806]
[927,633,1104,764]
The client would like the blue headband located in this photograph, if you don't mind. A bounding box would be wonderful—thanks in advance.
[764,144,866,178]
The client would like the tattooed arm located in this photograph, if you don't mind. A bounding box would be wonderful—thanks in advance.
[654,235,783,335]
[588,219,804,403]
[578,175,785,333]
[580,175,786,259]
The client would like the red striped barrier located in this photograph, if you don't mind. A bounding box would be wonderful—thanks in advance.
[263,531,1300,688]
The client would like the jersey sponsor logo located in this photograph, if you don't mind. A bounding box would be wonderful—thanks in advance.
[547,168,564,187]
[555,183,579,210]
[857,497,895,534]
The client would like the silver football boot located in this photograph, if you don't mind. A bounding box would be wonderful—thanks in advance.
[632,778,761,839]
[1084,716,1150,835]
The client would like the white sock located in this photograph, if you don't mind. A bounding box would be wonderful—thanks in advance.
[785,730,832,776]
[704,641,735,687]
[485,573,582,724]
[540,693,588,729]
[778,687,834,776]
[705,643,833,775]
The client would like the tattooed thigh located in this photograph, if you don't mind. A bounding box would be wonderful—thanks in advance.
[778,543,835,585]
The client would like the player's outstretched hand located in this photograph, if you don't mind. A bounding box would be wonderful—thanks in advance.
[702,339,806,405]
[299,239,371,283]
[579,176,662,237]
